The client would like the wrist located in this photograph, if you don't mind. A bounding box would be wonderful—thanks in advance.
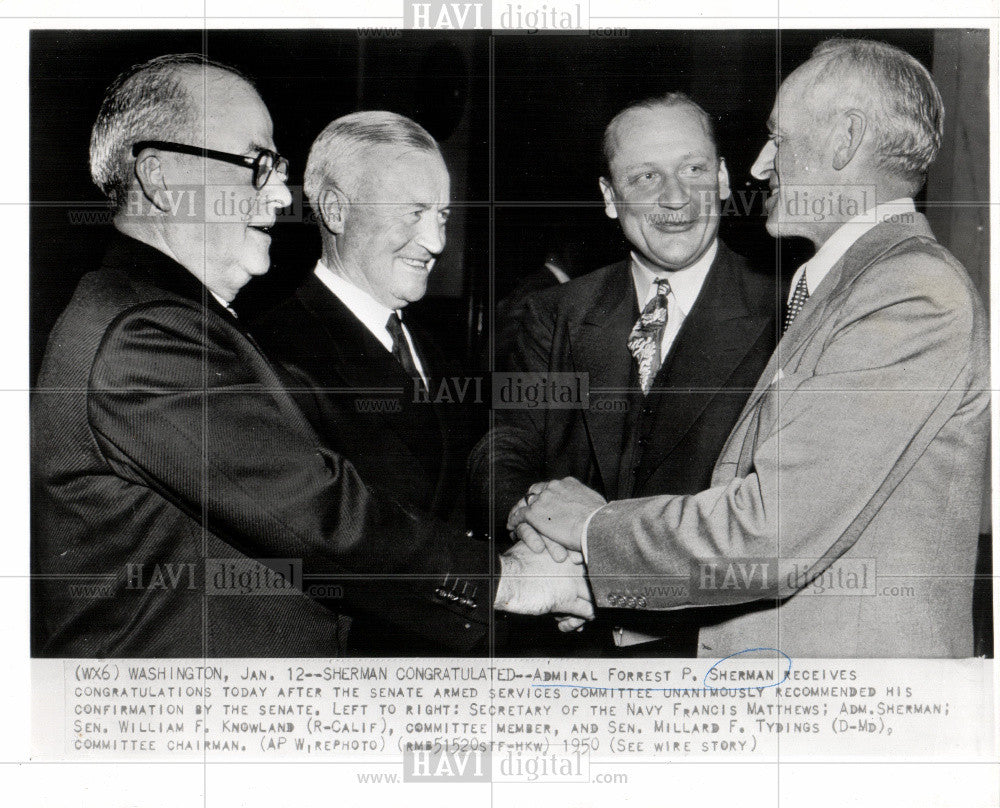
[493,552,522,609]
[578,504,604,558]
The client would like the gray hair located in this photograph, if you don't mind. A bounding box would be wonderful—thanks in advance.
[89,54,250,210]
[303,111,441,208]
[807,38,944,185]
[602,92,718,177]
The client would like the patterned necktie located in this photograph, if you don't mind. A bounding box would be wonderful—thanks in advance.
[385,312,425,391]
[627,279,671,395]
[784,271,810,333]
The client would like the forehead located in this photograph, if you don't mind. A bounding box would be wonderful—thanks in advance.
[178,67,274,151]
[608,106,716,170]
[356,147,450,202]
[770,63,821,128]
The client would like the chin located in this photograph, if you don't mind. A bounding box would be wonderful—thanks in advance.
[400,282,429,304]
[650,243,705,271]
[243,257,271,278]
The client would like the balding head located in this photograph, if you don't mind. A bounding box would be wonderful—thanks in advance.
[89,54,252,211]
[602,92,718,177]
[795,38,944,187]
[303,110,441,209]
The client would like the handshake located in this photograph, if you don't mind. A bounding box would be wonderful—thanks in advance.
[493,477,608,631]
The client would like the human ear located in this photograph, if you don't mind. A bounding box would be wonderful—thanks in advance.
[832,109,867,171]
[598,177,619,220]
[317,184,349,235]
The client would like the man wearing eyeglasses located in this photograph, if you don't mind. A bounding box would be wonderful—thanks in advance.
[31,54,592,658]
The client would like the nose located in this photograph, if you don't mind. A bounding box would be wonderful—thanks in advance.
[263,171,293,213]
[415,213,446,256]
[751,139,777,181]
[657,173,690,209]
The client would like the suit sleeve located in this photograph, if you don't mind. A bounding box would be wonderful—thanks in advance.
[87,302,492,650]
[585,253,983,609]
[468,293,554,537]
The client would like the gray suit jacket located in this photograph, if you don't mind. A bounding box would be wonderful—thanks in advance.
[586,214,989,658]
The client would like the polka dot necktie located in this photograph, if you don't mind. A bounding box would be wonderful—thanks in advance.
[784,271,810,334]
[627,279,671,395]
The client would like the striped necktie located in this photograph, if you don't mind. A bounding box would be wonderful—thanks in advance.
[784,271,810,333]
[627,279,671,394]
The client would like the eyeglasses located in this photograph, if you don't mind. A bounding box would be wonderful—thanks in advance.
[131,140,289,190]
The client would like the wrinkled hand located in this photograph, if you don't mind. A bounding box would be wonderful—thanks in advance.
[507,477,607,555]
[494,540,594,621]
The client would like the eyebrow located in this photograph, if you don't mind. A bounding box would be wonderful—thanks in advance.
[622,152,709,172]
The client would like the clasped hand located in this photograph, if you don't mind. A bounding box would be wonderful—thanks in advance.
[493,477,606,632]
[507,476,607,558]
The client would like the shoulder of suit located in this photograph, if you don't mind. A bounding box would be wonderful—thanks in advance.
[246,288,309,336]
[715,239,777,302]
[857,237,985,321]
[59,266,206,334]
[524,261,627,309]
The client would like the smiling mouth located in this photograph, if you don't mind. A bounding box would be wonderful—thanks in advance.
[399,256,434,271]
[646,213,696,230]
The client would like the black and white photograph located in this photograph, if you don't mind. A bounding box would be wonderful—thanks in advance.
[30,27,991,659]
[9,3,999,806]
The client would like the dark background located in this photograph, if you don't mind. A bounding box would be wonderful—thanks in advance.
[30,29,991,654]
[491,30,942,300]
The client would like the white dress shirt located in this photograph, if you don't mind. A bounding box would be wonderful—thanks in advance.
[786,198,916,303]
[313,260,428,386]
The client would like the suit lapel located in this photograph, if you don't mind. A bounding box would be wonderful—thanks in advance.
[723,216,939,453]
[293,275,442,466]
[569,262,637,496]
[636,244,770,486]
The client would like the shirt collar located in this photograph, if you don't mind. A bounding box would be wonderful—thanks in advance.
[313,259,399,350]
[629,239,718,317]
[208,290,233,313]
[796,198,916,300]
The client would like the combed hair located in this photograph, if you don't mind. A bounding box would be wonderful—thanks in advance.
[89,54,251,210]
[809,38,944,185]
[602,92,718,177]
[303,111,441,208]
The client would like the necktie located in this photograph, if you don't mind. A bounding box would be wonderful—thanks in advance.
[627,279,671,395]
[386,312,425,391]
[784,271,810,333]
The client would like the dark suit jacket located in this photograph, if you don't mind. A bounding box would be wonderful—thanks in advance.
[249,273,483,654]
[31,233,491,658]
[469,240,776,652]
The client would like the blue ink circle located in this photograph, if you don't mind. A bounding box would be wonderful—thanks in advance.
[702,647,792,690]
